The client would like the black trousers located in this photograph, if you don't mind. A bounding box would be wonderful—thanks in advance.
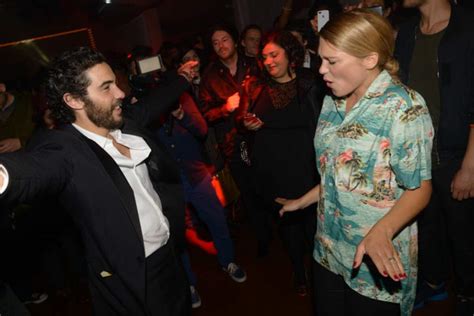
[229,153,271,249]
[145,243,190,316]
[418,158,474,297]
[313,261,400,316]
[277,205,316,284]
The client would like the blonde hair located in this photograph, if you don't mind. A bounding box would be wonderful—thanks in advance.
[320,9,399,78]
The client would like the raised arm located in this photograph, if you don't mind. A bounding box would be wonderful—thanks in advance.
[274,0,293,30]
[125,73,190,127]
[125,61,197,127]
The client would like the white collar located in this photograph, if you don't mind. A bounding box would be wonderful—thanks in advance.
[72,123,115,149]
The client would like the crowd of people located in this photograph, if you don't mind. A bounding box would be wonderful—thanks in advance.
[0,0,473,315]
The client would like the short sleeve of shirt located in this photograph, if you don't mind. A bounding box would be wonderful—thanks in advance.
[389,90,434,189]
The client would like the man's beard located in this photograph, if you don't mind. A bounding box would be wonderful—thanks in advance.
[83,96,123,130]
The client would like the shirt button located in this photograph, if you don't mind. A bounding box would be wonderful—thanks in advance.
[171,144,175,148]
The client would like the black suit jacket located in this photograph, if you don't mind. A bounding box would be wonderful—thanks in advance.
[0,75,189,315]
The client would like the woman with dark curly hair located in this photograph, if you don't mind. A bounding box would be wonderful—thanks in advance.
[236,30,323,295]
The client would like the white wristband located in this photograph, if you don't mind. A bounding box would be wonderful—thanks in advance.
[0,164,10,194]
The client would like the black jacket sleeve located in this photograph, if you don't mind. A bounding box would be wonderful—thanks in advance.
[0,130,72,208]
[124,73,190,127]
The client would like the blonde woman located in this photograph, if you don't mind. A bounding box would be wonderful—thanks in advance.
[277,10,433,316]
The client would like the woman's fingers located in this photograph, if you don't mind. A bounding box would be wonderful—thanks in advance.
[275,197,287,205]
[384,251,405,281]
[353,243,365,269]
[354,234,406,282]
[275,197,289,216]
[243,119,263,131]
[275,197,301,216]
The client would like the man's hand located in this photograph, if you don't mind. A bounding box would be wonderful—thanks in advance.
[0,138,21,153]
[171,104,184,120]
[451,166,474,200]
[177,60,199,82]
[222,92,240,114]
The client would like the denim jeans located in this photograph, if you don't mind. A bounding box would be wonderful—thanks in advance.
[181,173,234,268]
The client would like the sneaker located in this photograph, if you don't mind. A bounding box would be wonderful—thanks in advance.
[23,292,48,304]
[414,281,448,310]
[222,262,247,283]
[190,286,201,309]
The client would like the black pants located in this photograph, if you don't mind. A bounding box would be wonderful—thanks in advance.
[418,158,474,297]
[278,205,316,284]
[229,153,271,249]
[313,261,400,316]
[146,243,190,316]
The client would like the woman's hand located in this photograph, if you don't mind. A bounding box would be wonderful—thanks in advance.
[275,197,303,216]
[352,180,431,282]
[276,184,321,217]
[243,113,264,131]
[353,224,406,282]
[275,197,304,216]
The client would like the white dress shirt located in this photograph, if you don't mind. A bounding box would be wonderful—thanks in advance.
[0,125,170,257]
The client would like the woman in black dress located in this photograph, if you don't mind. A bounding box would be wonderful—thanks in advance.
[237,30,323,295]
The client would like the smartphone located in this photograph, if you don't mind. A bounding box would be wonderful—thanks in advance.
[137,55,164,74]
[368,5,383,15]
[317,10,330,32]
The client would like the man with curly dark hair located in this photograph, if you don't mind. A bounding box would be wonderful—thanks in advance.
[0,46,197,316]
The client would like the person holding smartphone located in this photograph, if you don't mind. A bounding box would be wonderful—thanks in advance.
[236,30,323,296]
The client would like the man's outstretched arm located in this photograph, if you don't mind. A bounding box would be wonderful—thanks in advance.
[0,133,72,206]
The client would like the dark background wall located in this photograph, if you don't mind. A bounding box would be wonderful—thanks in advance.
[0,0,319,83]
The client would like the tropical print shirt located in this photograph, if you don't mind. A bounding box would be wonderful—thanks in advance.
[313,70,433,315]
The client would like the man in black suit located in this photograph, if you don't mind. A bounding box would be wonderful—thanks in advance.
[0,47,197,316]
